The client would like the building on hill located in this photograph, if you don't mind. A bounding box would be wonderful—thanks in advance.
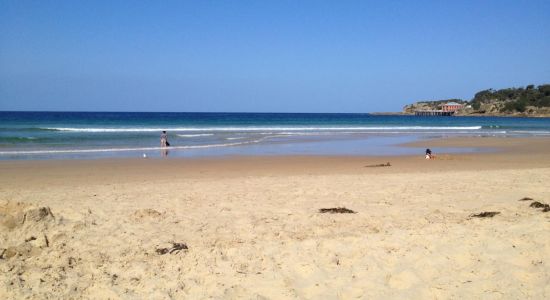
[441,102,463,112]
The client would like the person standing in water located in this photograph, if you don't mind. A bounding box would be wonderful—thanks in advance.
[160,131,168,148]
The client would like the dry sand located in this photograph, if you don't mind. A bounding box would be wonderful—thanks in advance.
[1,137,550,299]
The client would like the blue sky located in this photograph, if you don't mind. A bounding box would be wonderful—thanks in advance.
[1,0,549,112]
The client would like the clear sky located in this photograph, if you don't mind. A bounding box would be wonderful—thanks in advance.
[1,0,549,113]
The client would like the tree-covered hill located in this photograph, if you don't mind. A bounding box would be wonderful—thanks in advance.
[471,84,550,113]
[403,84,550,116]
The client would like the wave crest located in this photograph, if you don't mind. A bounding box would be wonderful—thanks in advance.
[43,126,483,133]
[176,134,214,137]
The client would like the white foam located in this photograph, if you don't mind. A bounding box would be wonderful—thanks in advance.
[176,134,214,137]
[0,138,268,156]
[44,126,483,132]
[507,130,550,135]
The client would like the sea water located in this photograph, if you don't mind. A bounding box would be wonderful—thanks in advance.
[1,111,550,160]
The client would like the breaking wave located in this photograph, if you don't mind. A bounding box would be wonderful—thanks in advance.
[43,126,483,132]
[0,138,267,156]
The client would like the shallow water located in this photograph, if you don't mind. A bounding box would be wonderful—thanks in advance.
[1,112,548,160]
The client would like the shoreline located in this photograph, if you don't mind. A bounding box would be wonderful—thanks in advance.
[2,136,550,167]
[2,136,550,189]
[1,137,550,194]
[6,136,545,161]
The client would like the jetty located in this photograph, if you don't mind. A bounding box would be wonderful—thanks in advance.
[414,110,454,116]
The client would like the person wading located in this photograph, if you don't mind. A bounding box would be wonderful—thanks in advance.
[160,131,169,147]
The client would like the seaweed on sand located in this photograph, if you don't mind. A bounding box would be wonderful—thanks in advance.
[530,201,550,212]
[470,211,500,218]
[365,162,391,168]
[319,207,357,214]
[156,242,188,255]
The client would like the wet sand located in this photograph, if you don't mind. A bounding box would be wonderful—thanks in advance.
[1,137,549,298]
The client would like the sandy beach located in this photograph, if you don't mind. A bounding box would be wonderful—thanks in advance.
[1,137,550,299]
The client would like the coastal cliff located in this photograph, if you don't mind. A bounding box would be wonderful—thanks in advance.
[403,84,550,117]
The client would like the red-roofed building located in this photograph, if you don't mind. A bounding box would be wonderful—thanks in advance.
[441,102,463,112]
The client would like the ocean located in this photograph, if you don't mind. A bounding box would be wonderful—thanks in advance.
[1,111,550,160]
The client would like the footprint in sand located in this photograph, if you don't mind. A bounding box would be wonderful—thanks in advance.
[387,270,420,290]
[130,208,164,221]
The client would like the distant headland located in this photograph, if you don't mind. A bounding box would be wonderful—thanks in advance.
[388,84,550,117]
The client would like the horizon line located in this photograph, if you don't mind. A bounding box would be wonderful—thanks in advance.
[0,110,382,114]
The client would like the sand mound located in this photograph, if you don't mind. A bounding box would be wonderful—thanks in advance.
[1,202,93,296]
[0,202,55,231]
[0,201,28,230]
[24,207,55,222]
[0,202,57,260]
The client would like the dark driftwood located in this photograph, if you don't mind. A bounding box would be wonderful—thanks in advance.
[470,211,500,218]
[365,162,391,168]
[518,197,533,201]
[319,207,356,214]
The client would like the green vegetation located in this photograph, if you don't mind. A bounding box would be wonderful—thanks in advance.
[470,84,550,113]
[417,99,466,105]
[405,84,550,115]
